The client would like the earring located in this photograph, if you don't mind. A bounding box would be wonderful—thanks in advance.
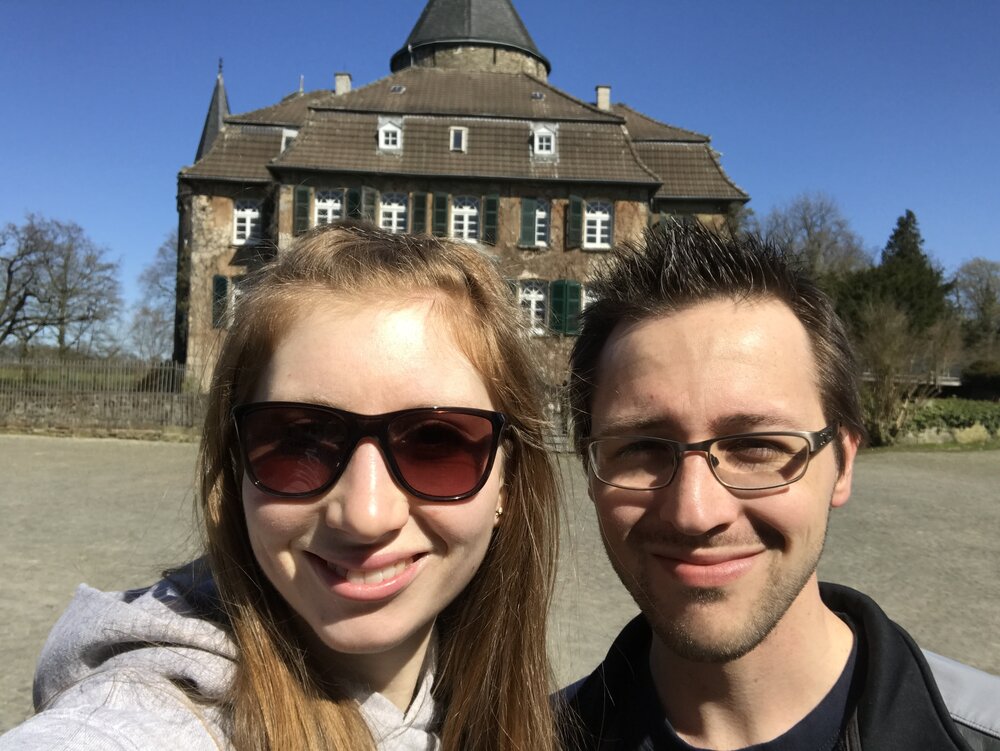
[495,506,504,519]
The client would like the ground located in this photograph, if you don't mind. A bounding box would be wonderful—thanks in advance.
[1,435,997,732]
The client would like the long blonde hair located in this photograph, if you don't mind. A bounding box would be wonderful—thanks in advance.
[197,223,561,750]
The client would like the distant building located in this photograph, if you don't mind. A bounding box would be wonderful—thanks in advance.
[175,0,748,389]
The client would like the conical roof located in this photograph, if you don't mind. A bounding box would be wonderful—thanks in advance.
[390,0,549,73]
[195,66,229,162]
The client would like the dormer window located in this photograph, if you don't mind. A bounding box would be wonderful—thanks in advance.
[378,118,403,152]
[532,124,557,158]
[281,128,298,152]
[450,126,468,153]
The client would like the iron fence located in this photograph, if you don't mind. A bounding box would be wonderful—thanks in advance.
[0,359,206,433]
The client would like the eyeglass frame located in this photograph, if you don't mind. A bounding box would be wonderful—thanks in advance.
[584,424,837,491]
[232,401,509,502]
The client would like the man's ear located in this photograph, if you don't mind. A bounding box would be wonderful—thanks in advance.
[831,430,860,509]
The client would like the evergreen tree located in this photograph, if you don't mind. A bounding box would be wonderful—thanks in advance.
[876,209,952,333]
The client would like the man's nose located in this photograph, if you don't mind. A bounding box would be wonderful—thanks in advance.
[653,450,739,536]
[323,439,410,542]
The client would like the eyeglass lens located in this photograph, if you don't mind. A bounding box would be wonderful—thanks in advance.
[237,405,499,500]
[590,434,812,490]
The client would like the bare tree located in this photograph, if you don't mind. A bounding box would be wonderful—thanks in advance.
[952,257,1000,359]
[0,215,122,356]
[759,193,871,278]
[127,231,177,360]
[853,300,932,445]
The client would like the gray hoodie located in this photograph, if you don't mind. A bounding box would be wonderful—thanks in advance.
[0,561,439,750]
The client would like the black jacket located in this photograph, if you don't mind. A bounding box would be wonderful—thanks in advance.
[560,583,1000,750]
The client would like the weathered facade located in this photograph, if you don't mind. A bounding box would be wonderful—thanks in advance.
[175,0,748,389]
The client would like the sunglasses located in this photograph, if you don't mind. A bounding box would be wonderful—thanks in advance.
[233,402,507,502]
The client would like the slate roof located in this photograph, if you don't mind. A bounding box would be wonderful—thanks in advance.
[274,111,658,185]
[180,125,282,182]
[229,89,332,127]
[310,67,618,122]
[180,56,745,201]
[634,142,748,201]
[612,103,707,143]
[195,72,229,161]
[390,0,549,73]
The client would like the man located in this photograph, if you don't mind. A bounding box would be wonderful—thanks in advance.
[561,224,999,750]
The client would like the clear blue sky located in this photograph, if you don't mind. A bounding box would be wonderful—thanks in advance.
[2,0,998,308]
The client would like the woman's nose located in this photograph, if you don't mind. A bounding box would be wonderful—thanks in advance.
[323,439,410,542]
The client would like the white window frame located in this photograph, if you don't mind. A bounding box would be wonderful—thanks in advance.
[233,200,262,245]
[379,192,409,234]
[379,123,402,151]
[314,189,345,226]
[518,280,548,337]
[451,195,479,241]
[533,198,550,247]
[281,128,298,152]
[533,128,555,156]
[450,126,468,153]
[584,200,613,250]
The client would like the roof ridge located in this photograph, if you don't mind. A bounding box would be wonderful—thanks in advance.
[614,102,708,141]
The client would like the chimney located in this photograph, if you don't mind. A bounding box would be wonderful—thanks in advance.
[335,72,352,95]
[596,84,611,111]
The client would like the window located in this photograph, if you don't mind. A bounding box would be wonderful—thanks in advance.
[379,123,402,151]
[281,128,298,152]
[550,279,582,335]
[451,196,479,242]
[518,280,548,337]
[315,189,344,225]
[584,200,613,249]
[520,198,549,247]
[450,126,468,152]
[582,286,599,310]
[380,193,409,234]
[212,274,246,329]
[233,200,261,245]
[533,128,555,156]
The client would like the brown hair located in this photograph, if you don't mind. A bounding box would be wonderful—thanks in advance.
[569,222,867,466]
[198,223,560,750]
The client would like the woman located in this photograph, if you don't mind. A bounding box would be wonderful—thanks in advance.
[2,223,561,750]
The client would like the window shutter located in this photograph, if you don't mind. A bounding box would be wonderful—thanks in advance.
[361,187,377,221]
[412,192,428,233]
[520,198,537,246]
[566,195,583,249]
[550,279,582,335]
[212,275,228,329]
[347,188,362,218]
[483,194,499,245]
[607,202,615,245]
[293,186,311,235]
[432,193,449,237]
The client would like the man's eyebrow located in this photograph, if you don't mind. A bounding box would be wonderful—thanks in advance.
[709,413,799,434]
[593,415,678,436]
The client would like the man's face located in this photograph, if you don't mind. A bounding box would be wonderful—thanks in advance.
[588,297,857,663]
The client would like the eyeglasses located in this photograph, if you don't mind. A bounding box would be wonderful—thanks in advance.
[233,402,507,502]
[585,425,836,491]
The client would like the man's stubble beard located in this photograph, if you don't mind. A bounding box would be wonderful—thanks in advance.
[604,512,830,664]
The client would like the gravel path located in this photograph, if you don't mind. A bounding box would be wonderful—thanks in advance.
[2,434,997,732]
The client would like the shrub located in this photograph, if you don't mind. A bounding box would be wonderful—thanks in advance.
[909,398,1000,437]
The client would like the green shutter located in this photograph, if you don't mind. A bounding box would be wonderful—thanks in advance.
[432,193,449,237]
[212,275,228,329]
[566,195,583,249]
[347,188,362,218]
[520,198,537,246]
[293,186,311,235]
[549,279,582,335]
[607,202,615,245]
[412,192,428,234]
[361,187,377,221]
[483,194,499,245]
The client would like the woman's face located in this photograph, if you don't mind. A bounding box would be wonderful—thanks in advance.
[241,299,504,676]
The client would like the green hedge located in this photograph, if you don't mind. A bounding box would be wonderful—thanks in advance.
[910,398,1000,436]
